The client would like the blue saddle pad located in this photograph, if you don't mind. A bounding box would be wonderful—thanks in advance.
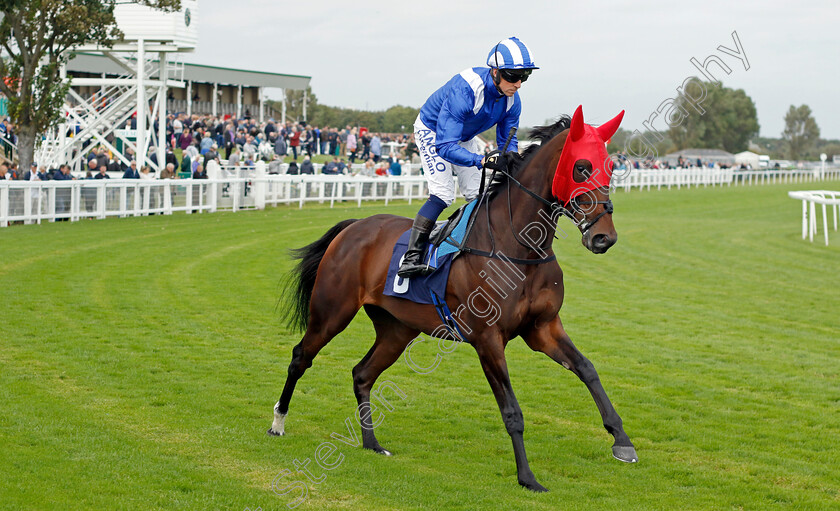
[382,200,478,305]
[383,230,453,305]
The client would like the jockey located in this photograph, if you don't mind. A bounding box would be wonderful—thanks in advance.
[397,36,538,278]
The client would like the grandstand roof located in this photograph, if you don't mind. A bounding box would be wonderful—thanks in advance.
[67,52,310,90]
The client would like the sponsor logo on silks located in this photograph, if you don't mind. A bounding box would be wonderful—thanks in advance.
[417,129,447,175]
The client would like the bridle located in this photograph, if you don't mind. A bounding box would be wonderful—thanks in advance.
[568,193,614,234]
[459,159,614,264]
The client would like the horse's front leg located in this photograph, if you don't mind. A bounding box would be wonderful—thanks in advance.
[523,316,637,463]
[474,333,548,492]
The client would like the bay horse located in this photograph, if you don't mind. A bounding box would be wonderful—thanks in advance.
[268,106,637,492]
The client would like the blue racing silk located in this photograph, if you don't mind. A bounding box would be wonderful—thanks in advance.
[418,67,520,169]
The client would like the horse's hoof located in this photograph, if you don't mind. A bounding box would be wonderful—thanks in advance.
[267,428,285,437]
[612,445,638,463]
[365,445,392,456]
[519,479,548,493]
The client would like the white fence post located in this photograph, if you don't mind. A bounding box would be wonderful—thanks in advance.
[207,160,221,213]
[254,161,267,210]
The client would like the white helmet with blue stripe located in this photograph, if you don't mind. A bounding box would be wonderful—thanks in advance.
[487,37,539,70]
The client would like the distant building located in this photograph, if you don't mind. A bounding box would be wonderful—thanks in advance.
[734,151,760,168]
[66,52,309,121]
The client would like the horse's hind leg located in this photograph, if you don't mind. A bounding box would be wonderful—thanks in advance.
[268,291,361,436]
[523,317,637,463]
[351,305,418,454]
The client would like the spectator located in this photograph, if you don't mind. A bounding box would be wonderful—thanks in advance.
[200,133,213,154]
[322,157,340,175]
[339,126,349,157]
[361,131,371,160]
[179,128,193,151]
[123,160,140,179]
[95,165,110,179]
[204,143,220,168]
[180,153,192,174]
[265,119,276,140]
[53,164,74,219]
[389,155,402,176]
[22,162,38,180]
[242,136,257,159]
[347,127,358,163]
[173,113,183,146]
[268,154,283,174]
[405,135,419,160]
[362,158,375,177]
[0,164,8,180]
[148,146,159,168]
[53,164,73,181]
[228,147,241,167]
[289,126,301,160]
[165,147,178,168]
[192,164,207,179]
[371,133,382,162]
[223,122,236,159]
[95,148,109,170]
[299,155,314,175]
[160,163,177,180]
[274,132,287,159]
[184,144,199,164]
[258,137,274,162]
[328,127,339,156]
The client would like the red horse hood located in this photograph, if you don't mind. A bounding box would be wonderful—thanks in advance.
[552,105,624,204]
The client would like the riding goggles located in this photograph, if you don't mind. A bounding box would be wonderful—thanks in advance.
[498,68,532,83]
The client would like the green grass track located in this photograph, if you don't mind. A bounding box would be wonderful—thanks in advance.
[1,180,838,510]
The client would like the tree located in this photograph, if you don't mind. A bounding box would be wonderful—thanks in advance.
[278,86,318,123]
[267,94,421,133]
[0,0,180,171]
[668,82,759,153]
[782,105,820,161]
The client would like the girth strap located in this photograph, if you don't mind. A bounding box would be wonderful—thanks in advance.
[460,246,556,265]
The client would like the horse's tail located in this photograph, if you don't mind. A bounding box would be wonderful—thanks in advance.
[284,219,359,332]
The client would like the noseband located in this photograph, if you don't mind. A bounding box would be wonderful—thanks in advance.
[569,196,614,234]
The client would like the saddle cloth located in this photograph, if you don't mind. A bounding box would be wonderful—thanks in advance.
[382,199,479,305]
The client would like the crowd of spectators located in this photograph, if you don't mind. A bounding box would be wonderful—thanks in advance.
[0,112,424,182]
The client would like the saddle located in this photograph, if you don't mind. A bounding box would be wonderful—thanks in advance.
[425,199,480,267]
[429,203,470,247]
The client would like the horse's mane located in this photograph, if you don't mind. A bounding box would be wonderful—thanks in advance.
[486,114,571,198]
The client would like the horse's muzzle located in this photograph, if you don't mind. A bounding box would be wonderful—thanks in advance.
[583,232,617,254]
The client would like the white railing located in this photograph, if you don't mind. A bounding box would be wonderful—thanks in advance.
[788,190,840,246]
[0,162,430,227]
[612,166,840,191]
[2,163,840,228]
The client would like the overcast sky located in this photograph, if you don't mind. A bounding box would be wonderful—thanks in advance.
[189,0,840,140]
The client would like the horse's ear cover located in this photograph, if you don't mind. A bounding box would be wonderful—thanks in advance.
[552,106,625,205]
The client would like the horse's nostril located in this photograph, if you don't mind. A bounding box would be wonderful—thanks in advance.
[593,234,608,247]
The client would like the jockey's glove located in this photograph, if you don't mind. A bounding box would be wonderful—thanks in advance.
[483,150,508,172]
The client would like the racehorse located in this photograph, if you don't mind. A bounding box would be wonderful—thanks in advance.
[268,106,637,492]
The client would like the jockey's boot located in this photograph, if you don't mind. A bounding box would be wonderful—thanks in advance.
[397,214,436,278]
